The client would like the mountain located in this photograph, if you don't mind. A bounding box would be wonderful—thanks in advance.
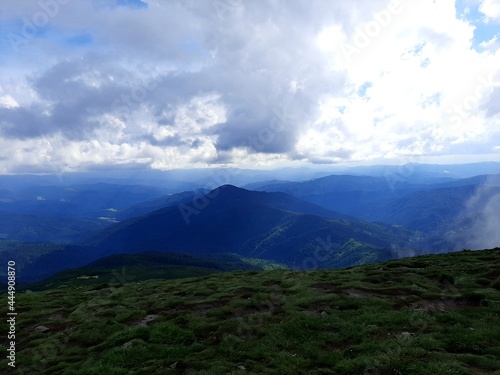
[0,211,110,242]
[359,184,500,231]
[252,174,425,217]
[251,174,500,238]
[83,185,426,269]
[116,190,209,220]
[0,183,176,243]
[0,183,169,219]
[334,162,500,181]
[430,173,500,188]
[2,185,428,284]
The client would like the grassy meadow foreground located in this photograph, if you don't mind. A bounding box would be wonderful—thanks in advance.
[2,248,500,374]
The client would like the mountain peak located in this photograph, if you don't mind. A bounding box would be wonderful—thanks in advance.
[217,184,246,191]
[208,184,253,198]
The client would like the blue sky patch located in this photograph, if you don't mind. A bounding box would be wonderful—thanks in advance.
[456,0,500,51]
[117,0,148,9]
[66,33,93,46]
[358,82,372,98]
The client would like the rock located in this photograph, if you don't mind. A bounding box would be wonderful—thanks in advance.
[34,325,50,333]
[169,362,177,369]
[122,339,145,348]
[122,340,134,348]
[133,314,159,327]
[401,331,413,338]
[320,311,328,317]
[237,365,247,371]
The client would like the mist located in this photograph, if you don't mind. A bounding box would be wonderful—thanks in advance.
[450,177,500,250]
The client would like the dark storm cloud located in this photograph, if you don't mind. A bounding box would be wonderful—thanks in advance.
[0,105,50,139]
[0,0,358,153]
[1,60,121,138]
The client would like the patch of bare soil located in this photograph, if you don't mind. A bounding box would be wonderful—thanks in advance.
[410,297,482,312]
[375,288,422,297]
[48,313,64,320]
[310,283,341,293]
[231,298,285,318]
[185,300,228,311]
[485,269,500,279]
[345,288,378,298]
[132,314,159,327]
[234,288,255,299]
[302,300,339,313]
[345,287,421,299]
[261,280,282,287]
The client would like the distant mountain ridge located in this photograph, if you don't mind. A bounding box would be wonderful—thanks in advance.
[251,173,500,236]
[82,185,426,270]
[0,183,170,219]
[0,211,109,242]
[3,167,498,285]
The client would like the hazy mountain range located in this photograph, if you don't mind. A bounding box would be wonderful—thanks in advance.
[0,162,498,284]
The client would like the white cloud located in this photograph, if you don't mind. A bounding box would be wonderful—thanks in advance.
[0,95,19,109]
[479,0,500,22]
[294,0,500,163]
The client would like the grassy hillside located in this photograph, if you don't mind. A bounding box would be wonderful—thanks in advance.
[1,248,500,374]
[20,252,288,291]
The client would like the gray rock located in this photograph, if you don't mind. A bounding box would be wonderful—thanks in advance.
[33,325,49,333]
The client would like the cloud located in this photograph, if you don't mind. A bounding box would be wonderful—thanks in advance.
[0,0,499,172]
[0,95,19,109]
[479,0,500,22]
[451,180,500,250]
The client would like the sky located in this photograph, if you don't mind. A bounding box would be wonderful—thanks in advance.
[0,0,499,174]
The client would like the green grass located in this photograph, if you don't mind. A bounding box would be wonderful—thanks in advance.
[1,248,500,374]
[17,252,290,291]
